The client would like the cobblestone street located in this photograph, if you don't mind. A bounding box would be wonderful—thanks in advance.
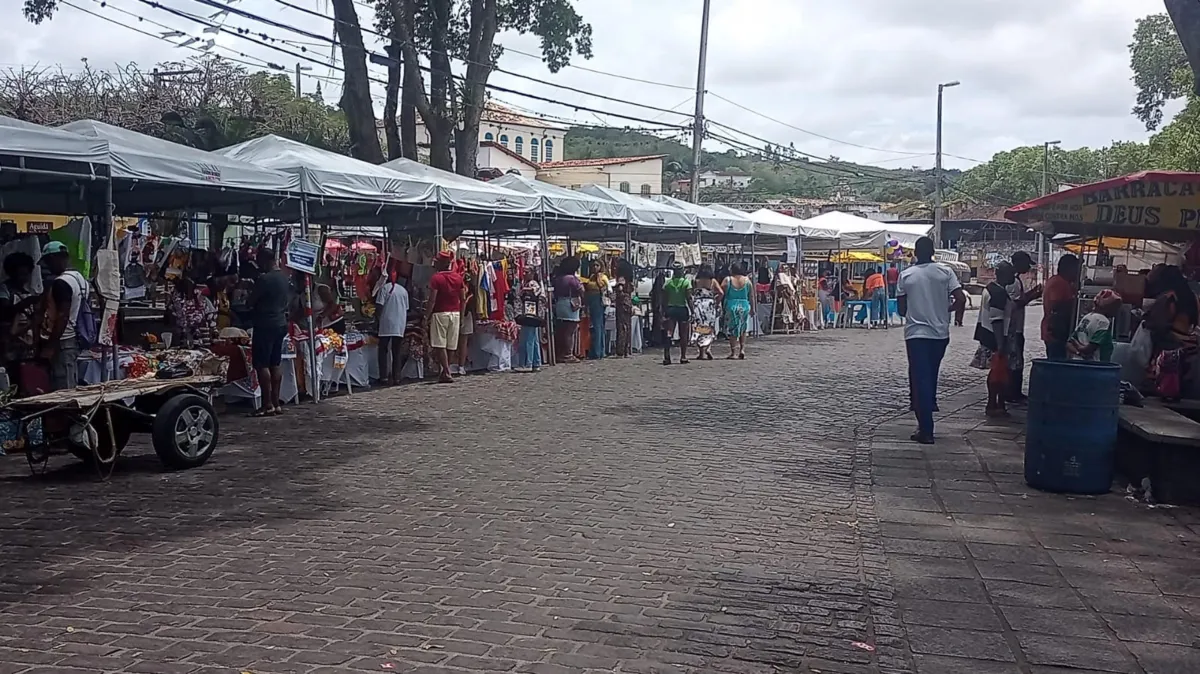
[1,323,1198,674]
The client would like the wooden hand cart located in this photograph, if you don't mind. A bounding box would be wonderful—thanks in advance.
[5,375,223,478]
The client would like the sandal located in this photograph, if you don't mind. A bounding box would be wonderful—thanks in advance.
[250,408,273,418]
[271,406,284,416]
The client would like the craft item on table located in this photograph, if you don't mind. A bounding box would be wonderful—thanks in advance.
[124,353,155,379]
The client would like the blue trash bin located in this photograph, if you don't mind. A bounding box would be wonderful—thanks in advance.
[1025,358,1121,494]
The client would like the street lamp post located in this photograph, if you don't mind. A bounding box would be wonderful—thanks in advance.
[933,81,960,249]
[1037,140,1062,284]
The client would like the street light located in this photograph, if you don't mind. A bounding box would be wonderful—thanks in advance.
[934,81,960,249]
[1036,140,1062,283]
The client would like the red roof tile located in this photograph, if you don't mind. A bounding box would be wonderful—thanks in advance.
[538,154,668,169]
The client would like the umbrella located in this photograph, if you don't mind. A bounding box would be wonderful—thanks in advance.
[351,241,378,252]
[324,239,345,251]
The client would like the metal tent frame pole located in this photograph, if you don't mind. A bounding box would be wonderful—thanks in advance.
[301,197,320,404]
[749,232,757,338]
[539,209,555,366]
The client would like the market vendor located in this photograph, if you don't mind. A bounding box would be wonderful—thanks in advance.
[167,276,217,348]
[0,253,39,394]
[38,241,89,392]
[312,282,346,334]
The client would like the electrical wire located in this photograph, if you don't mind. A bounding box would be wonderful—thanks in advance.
[132,0,689,130]
[193,0,695,121]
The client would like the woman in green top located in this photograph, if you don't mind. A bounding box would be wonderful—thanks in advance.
[662,264,693,365]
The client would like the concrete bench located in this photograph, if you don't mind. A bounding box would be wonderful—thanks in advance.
[1118,401,1200,504]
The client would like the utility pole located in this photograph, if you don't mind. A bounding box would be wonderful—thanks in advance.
[688,0,712,204]
[1038,140,1061,284]
[295,63,313,98]
[933,81,959,249]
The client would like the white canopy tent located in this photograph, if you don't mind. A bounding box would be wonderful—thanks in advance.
[488,174,629,240]
[746,208,840,241]
[577,185,696,242]
[217,135,437,206]
[802,211,932,250]
[60,120,301,216]
[382,158,540,232]
[653,195,753,242]
[0,116,112,215]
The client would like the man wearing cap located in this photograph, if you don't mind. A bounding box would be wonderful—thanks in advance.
[1005,251,1043,404]
[426,250,466,384]
[38,241,89,391]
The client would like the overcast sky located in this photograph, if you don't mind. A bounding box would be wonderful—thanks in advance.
[0,0,1172,170]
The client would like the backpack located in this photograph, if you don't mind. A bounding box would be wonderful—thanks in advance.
[62,271,98,349]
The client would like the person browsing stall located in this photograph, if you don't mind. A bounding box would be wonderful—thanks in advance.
[969,261,1016,418]
[865,267,887,328]
[374,272,409,386]
[1042,254,1080,360]
[0,253,39,391]
[426,250,466,384]
[248,248,292,417]
[898,236,967,444]
[1005,251,1043,404]
[38,241,90,392]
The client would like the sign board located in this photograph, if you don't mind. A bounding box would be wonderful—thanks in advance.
[1011,176,1200,240]
[25,221,53,234]
[284,239,320,274]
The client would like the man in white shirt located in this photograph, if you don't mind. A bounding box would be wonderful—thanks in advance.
[374,276,409,386]
[897,237,968,444]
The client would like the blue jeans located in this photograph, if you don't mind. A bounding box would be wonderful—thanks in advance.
[870,289,887,323]
[518,325,542,369]
[586,294,606,359]
[906,338,949,437]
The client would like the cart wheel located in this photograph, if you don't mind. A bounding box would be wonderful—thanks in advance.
[152,394,219,470]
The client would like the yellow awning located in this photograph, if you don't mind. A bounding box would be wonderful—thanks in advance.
[548,242,600,254]
[830,251,883,263]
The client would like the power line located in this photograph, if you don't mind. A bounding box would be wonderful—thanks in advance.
[706,129,924,187]
[707,91,929,157]
[133,0,689,130]
[210,0,695,121]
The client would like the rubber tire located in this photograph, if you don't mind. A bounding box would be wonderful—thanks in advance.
[152,394,219,470]
[67,412,132,465]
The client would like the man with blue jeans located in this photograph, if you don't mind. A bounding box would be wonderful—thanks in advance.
[898,237,967,445]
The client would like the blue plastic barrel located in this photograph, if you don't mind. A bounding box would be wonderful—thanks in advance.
[1025,359,1121,494]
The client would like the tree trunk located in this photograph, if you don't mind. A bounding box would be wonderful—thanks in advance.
[382,41,402,161]
[454,0,498,177]
[331,0,384,164]
[423,0,454,171]
[398,0,418,160]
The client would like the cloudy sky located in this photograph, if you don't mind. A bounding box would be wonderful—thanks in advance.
[0,0,1172,170]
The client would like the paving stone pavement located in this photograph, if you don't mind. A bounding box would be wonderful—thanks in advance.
[0,320,1194,673]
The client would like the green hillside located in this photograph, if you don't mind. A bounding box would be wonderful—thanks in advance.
[564,127,938,203]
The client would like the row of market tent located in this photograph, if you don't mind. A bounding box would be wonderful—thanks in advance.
[0,114,933,252]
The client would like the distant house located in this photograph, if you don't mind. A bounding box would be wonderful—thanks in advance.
[476,140,539,179]
[696,169,752,190]
[537,155,666,195]
[416,103,566,165]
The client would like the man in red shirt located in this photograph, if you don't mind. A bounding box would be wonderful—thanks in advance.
[426,250,466,383]
[1041,254,1080,360]
[885,262,900,298]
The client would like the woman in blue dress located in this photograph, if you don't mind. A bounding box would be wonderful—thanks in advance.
[722,262,753,359]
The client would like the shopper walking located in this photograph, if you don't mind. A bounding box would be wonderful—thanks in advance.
[426,250,466,384]
[898,237,967,444]
[583,264,609,360]
[723,262,753,359]
[662,265,692,365]
[691,265,723,361]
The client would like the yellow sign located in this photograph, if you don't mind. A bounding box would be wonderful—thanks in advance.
[1024,177,1200,232]
[0,213,71,233]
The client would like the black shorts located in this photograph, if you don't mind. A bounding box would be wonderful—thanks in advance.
[665,305,691,323]
[252,325,288,369]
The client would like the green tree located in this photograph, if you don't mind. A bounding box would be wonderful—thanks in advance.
[1130,13,1192,131]
[0,57,350,153]
[385,0,593,174]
